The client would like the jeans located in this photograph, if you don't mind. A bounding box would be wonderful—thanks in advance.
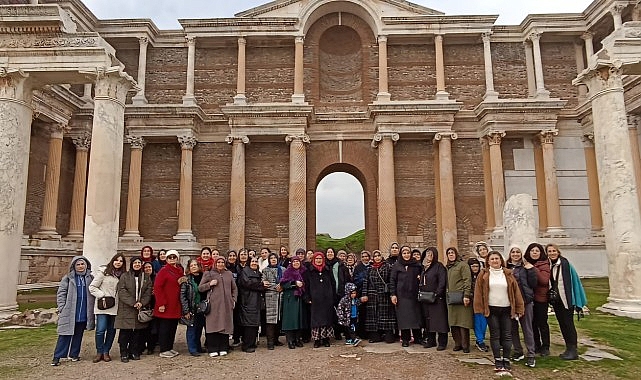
[95,314,116,354]
[473,313,487,344]
[186,313,205,354]
[487,306,512,360]
[511,302,535,358]
[53,321,87,359]
[532,301,550,351]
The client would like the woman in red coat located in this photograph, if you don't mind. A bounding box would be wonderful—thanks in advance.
[153,250,184,358]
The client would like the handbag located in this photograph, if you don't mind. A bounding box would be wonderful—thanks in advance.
[376,268,390,294]
[446,291,465,305]
[548,265,561,305]
[138,309,153,323]
[198,290,212,315]
[417,273,437,303]
[96,296,115,310]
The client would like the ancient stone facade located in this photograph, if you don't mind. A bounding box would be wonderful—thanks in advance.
[4,0,641,317]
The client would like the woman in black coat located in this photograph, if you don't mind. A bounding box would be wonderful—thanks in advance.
[419,247,449,350]
[237,257,267,353]
[304,252,337,348]
[390,246,423,347]
[361,250,397,343]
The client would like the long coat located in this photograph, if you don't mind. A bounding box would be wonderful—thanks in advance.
[237,266,265,327]
[446,259,474,329]
[390,261,422,330]
[56,256,95,335]
[89,267,119,316]
[419,262,449,333]
[115,272,152,330]
[280,281,304,331]
[473,267,525,319]
[362,263,396,332]
[153,264,183,319]
[262,266,283,324]
[303,265,336,328]
[198,269,237,334]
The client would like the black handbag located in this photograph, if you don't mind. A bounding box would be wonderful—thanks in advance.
[446,291,465,305]
[198,290,211,315]
[548,265,561,305]
[418,291,437,304]
[97,296,115,310]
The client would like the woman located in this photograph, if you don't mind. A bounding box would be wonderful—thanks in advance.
[304,252,337,348]
[180,259,206,356]
[226,250,238,278]
[390,245,422,347]
[547,243,587,360]
[232,248,249,346]
[280,256,306,348]
[474,251,524,373]
[140,246,155,265]
[475,241,490,268]
[446,247,474,353]
[326,248,350,340]
[153,249,183,358]
[237,257,266,352]
[140,262,157,354]
[278,246,291,269]
[262,253,284,349]
[361,250,396,344]
[524,242,551,357]
[152,249,167,274]
[115,257,152,362]
[199,257,237,357]
[419,247,449,350]
[51,256,94,366]
[197,247,214,272]
[89,253,126,363]
[388,242,400,266]
[506,245,538,367]
[468,257,488,352]
[353,251,371,338]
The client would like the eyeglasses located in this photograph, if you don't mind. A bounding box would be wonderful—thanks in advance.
[167,255,178,259]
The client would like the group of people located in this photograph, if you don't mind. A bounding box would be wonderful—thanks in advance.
[51,241,587,375]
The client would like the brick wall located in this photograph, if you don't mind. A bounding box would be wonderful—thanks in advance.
[541,42,579,107]
[146,47,187,104]
[389,43,436,101]
[501,138,525,171]
[246,45,295,104]
[445,44,485,109]
[24,125,48,235]
[493,42,529,99]
[114,46,139,104]
[195,46,237,111]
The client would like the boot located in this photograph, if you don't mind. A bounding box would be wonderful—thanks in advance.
[384,330,396,344]
[559,345,579,360]
[266,325,276,350]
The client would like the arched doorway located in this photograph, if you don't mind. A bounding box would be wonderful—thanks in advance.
[316,172,365,244]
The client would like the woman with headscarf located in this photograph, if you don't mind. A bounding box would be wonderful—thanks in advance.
[180,259,206,356]
[153,249,183,358]
[115,257,152,362]
[280,256,306,348]
[446,247,474,353]
[361,249,397,343]
[89,253,126,363]
[524,242,551,357]
[199,256,237,357]
[51,256,94,366]
[238,256,267,353]
[140,246,155,265]
[353,250,371,338]
[152,249,166,274]
[390,245,422,347]
[140,261,157,355]
[278,246,291,269]
[419,247,449,350]
[325,248,350,340]
[262,252,284,349]
[304,252,337,348]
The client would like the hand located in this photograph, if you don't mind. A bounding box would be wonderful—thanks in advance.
[133,302,142,309]
[210,279,218,287]
[158,305,166,313]
[391,295,397,305]
[360,296,368,303]
[463,297,470,307]
[184,313,191,319]
[295,281,303,288]
[263,281,271,287]
[523,262,534,270]
[276,284,282,292]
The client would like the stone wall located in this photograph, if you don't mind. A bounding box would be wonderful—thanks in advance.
[389,43,436,101]
[541,41,579,107]
[195,46,237,111]
[146,47,187,104]
[493,42,529,99]
[113,46,139,104]
[246,44,295,104]
[445,43,485,109]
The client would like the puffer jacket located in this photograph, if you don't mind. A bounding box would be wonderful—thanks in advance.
[507,262,538,304]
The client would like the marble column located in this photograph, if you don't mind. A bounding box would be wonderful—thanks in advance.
[575,41,588,100]
[376,35,391,102]
[36,123,68,239]
[286,134,310,253]
[435,132,458,250]
[578,66,641,318]
[292,36,306,104]
[227,135,249,249]
[433,141,443,256]
[122,135,146,241]
[372,133,399,252]
[582,133,603,234]
[234,37,247,105]
[182,36,197,106]
[582,32,595,69]
[487,132,506,236]
[482,32,499,100]
[533,138,548,233]
[523,41,536,98]
[480,137,495,233]
[65,133,91,240]
[83,70,134,268]
[174,135,197,241]
[611,4,625,31]
[0,71,32,312]
[538,130,565,236]
[628,115,641,210]
[434,34,449,100]
[529,31,550,99]
[82,83,93,102]
[132,37,149,105]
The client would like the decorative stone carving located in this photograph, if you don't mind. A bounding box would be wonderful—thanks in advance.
[486,131,505,145]
[538,129,558,144]
[126,135,146,149]
[503,194,537,254]
[225,135,250,145]
[285,134,310,144]
[178,135,197,150]
[0,36,100,49]
[138,36,148,47]
[72,133,91,151]
[581,133,595,148]
[371,132,399,148]
[94,70,131,103]
[434,132,458,141]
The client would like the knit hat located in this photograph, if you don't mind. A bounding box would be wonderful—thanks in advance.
[166,249,180,260]
[467,257,480,266]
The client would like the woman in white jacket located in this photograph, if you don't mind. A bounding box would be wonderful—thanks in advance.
[89,253,126,363]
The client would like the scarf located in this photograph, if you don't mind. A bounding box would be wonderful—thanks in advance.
[112,268,124,279]
[312,252,326,273]
[371,260,384,269]
[281,262,305,297]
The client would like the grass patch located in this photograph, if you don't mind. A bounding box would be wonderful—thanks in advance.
[316,229,365,252]
[0,324,57,377]
[17,288,57,312]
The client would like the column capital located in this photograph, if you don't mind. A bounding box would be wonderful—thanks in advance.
[238,36,247,45]
[295,35,305,44]
[72,132,91,151]
[138,36,149,47]
[627,114,641,128]
[48,123,70,139]
[434,132,458,142]
[185,36,196,46]
[178,135,198,150]
[479,136,490,150]
[481,31,492,43]
[94,70,135,104]
[581,32,594,41]
[377,35,388,44]
[486,131,506,145]
[285,134,310,144]
[225,135,250,145]
[434,34,443,42]
[371,132,399,148]
[578,66,624,97]
[126,135,146,149]
[538,129,558,144]
[582,133,595,147]
[0,69,31,103]
[528,31,542,42]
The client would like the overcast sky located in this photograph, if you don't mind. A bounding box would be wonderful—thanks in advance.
[81,0,592,238]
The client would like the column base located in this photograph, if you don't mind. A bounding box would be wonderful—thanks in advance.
[182,95,197,106]
[233,94,247,105]
[291,93,307,104]
[535,89,551,99]
[483,90,499,101]
[173,232,196,242]
[435,91,450,100]
[119,233,144,243]
[62,233,84,242]
[33,231,61,240]
[375,92,391,102]
[132,94,148,105]
[598,298,641,319]
[542,226,567,238]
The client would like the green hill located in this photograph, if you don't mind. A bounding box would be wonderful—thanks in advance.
[315,229,365,253]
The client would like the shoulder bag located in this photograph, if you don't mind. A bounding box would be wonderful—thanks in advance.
[97,296,115,310]
[376,268,390,294]
[446,291,464,305]
[136,275,154,323]
[417,274,436,304]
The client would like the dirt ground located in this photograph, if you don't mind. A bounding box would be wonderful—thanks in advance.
[0,324,618,380]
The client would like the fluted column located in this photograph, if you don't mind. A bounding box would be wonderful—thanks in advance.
[487,132,506,236]
[628,115,641,210]
[435,132,458,249]
[83,70,134,273]
[529,31,550,99]
[0,70,33,312]
[234,37,247,105]
[372,133,399,251]
[182,36,197,106]
[434,34,449,100]
[227,135,249,249]
[611,4,625,31]
[480,137,495,233]
[292,36,306,104]
[65,133,91,240]
[524,41,536,97]
[533,138,548,233]
[122,135,146,241]
[582,133,603,234]
[286,134,310,253]
[132,37,149,105]
[174,135,197,241]
[376,35,391,102]
[538,130,565,236]
[36,123,69,239]
[482,32,499,100]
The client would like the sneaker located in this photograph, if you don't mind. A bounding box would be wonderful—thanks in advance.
[209,352,219,358]
[494,358,504,371]
[540,347,550,357]
[503,359,511,371]
[219,351,228,356]
[352,339,361,347]
[512,352,525,362]
[169,349,179,356]
[525,357,536,368]
[70,357,80,362]
[476,342,489,352]
[159,351,176,358]
[51,358,60,366]
[345,339,353,345]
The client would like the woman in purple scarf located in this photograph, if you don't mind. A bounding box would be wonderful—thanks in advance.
[280,256,306,348]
